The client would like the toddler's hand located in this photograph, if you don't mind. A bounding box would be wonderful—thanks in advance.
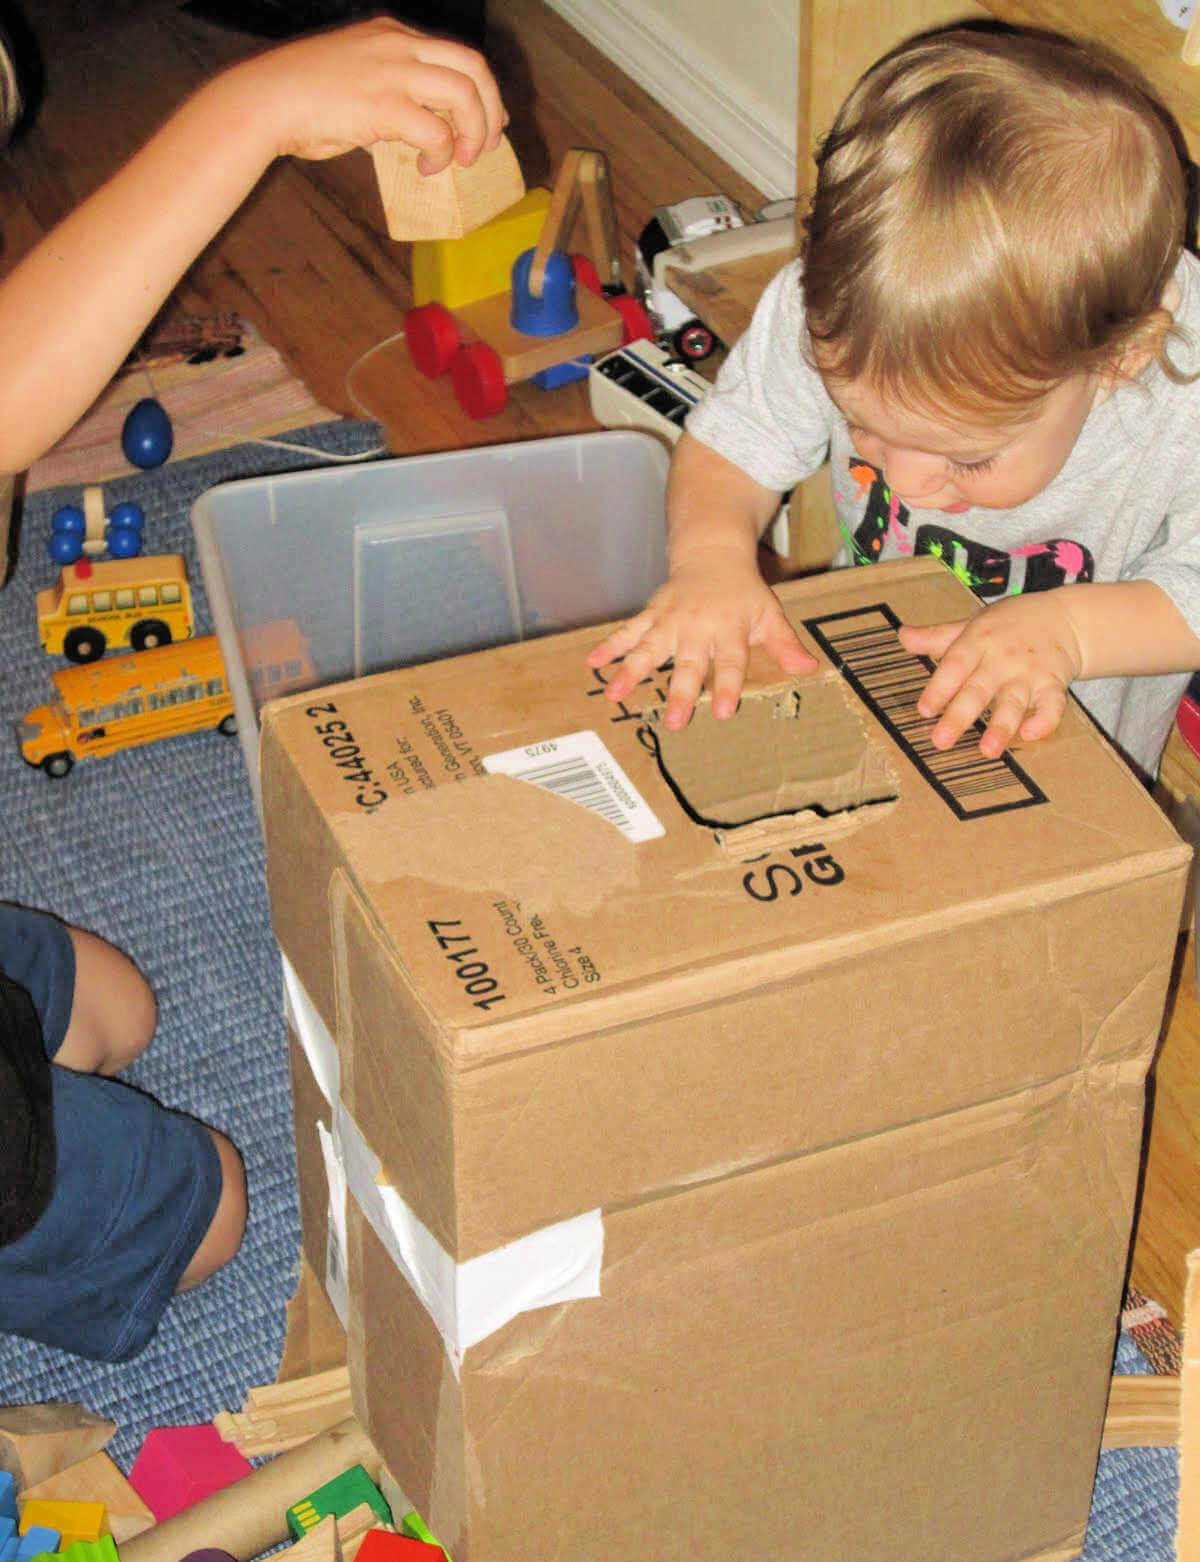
[898,593,1084,758]
[223,17,507,172]
[587,548,817,729]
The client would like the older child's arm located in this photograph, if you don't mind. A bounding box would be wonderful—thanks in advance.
[588,433,816,728]
[899,579,1200,758]
[0,18,505,474]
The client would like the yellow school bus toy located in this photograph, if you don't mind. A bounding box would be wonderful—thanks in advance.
[17,635,236,778]
[37,553,194,663]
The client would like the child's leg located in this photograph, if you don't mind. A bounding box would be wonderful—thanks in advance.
[0,904,155,1073]
[57,925,158,1074]
[0,902,248,1359]
[177,1128,248,1291]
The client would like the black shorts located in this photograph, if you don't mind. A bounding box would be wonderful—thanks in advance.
[0,903,223,1361]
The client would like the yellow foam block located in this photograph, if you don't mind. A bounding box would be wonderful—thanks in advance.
[20,1500,105,1548]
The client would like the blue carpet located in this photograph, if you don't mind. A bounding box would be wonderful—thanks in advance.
[0,418,1180,1557]
[0,420,382,1468]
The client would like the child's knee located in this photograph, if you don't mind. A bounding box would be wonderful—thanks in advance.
[57,927,157,1074]
[176,1129,247,1292]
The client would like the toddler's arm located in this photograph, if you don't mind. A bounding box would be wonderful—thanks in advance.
[0,18,506,473]
[899,579,1200,757]
[587,432,817,728]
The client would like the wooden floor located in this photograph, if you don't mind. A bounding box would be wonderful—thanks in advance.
[0,0,763,449]
[4,0,1198,1326]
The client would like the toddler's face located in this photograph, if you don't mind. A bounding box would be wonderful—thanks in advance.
[822,370,1099,514]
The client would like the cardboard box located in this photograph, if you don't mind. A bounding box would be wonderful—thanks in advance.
[262,556,1189,1562]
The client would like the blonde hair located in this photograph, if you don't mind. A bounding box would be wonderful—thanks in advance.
[801,26,1191,419]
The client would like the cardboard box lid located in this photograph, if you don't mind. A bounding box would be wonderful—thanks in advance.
[261,557,1189,1062]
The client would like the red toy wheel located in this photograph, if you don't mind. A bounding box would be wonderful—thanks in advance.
[406,303,460,378]
[451,342,508,418]
[673,319,717,362]
[608,291,655,344]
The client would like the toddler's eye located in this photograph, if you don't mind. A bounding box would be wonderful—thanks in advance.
[948,453,997,476]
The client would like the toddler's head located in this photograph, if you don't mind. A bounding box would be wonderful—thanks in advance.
[801,26,1189,426]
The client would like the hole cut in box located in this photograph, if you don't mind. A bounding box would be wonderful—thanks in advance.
[648,677,900,850]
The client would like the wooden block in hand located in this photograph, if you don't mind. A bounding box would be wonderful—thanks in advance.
[370,134,524,241]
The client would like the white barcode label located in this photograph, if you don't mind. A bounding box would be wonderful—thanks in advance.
[483,730,664,842]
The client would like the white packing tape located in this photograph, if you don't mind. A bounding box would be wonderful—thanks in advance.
[286,955,604,1375]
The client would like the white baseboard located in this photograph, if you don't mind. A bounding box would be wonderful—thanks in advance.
[544,0,797,200]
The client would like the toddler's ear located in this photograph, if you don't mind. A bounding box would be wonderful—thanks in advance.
[1102,293,1178,388]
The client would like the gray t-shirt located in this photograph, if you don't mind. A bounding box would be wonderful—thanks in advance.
[686,251,1200,779]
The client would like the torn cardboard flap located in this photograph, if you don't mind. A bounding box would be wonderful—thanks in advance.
[648,675,898,836]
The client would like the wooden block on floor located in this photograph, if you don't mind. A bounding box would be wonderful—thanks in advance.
[21,1454,153,1545]
[0,1407,116,1492]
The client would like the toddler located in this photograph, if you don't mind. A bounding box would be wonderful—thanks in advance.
[589,25,1200,782]
[0,15,506,1360]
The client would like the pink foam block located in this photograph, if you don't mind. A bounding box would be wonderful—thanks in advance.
[129,1426,254,1521]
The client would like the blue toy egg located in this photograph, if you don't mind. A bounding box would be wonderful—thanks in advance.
[48,530,82,565]
[121,398,173,469]
[109,500,145,532]
[106,524,142,559]
[51,504,85,535]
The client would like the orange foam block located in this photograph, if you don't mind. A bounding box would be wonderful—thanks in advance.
[129,1427,253,1521]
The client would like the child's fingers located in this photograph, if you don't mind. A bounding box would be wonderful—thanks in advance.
[662,653,711,729]
[587,613,655,672]
[760,613,818,676]
[404,43,504,160]
[976,683,1032,759]
[926,673,993,750]
[706,640,750,722]
[1018,686,1068,744]
[898,619,966,665]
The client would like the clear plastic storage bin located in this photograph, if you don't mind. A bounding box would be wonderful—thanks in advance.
[192,430,669,809]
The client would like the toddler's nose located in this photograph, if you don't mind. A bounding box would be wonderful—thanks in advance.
[881,447,946,501]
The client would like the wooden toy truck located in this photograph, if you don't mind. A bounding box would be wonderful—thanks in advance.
[403,149,652,418]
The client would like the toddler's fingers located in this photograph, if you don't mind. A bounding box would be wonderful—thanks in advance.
[927,675,994,751]
[587,613,654,671]
[898,619,966,663]
[760,615,818,676]
[976,684,1032,759]
[707,637,750,722]
[1018,687,1068,745]
[601,635,674,706]
[662,653,709,729]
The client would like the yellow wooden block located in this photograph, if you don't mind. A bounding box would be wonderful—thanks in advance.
[20,1500,106,1548]
[411,188,551,309]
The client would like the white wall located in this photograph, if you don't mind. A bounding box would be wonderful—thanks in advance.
[544,0,799,200]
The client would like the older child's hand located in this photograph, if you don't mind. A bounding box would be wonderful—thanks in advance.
[217,17,507,172]
[587,547,818,729]
[898,594,1084,758]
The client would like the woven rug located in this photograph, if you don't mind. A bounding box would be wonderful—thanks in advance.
[0,420,1183,1558]
[0,419,381,1469]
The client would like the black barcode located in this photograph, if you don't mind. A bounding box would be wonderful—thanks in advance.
[510,754,635,835]
[805,604,1046,819]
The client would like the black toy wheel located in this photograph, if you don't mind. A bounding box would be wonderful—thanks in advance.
[42,751,73,778]
[63,626,105,663]
[130,619,171,652]
[218,713,238,736]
